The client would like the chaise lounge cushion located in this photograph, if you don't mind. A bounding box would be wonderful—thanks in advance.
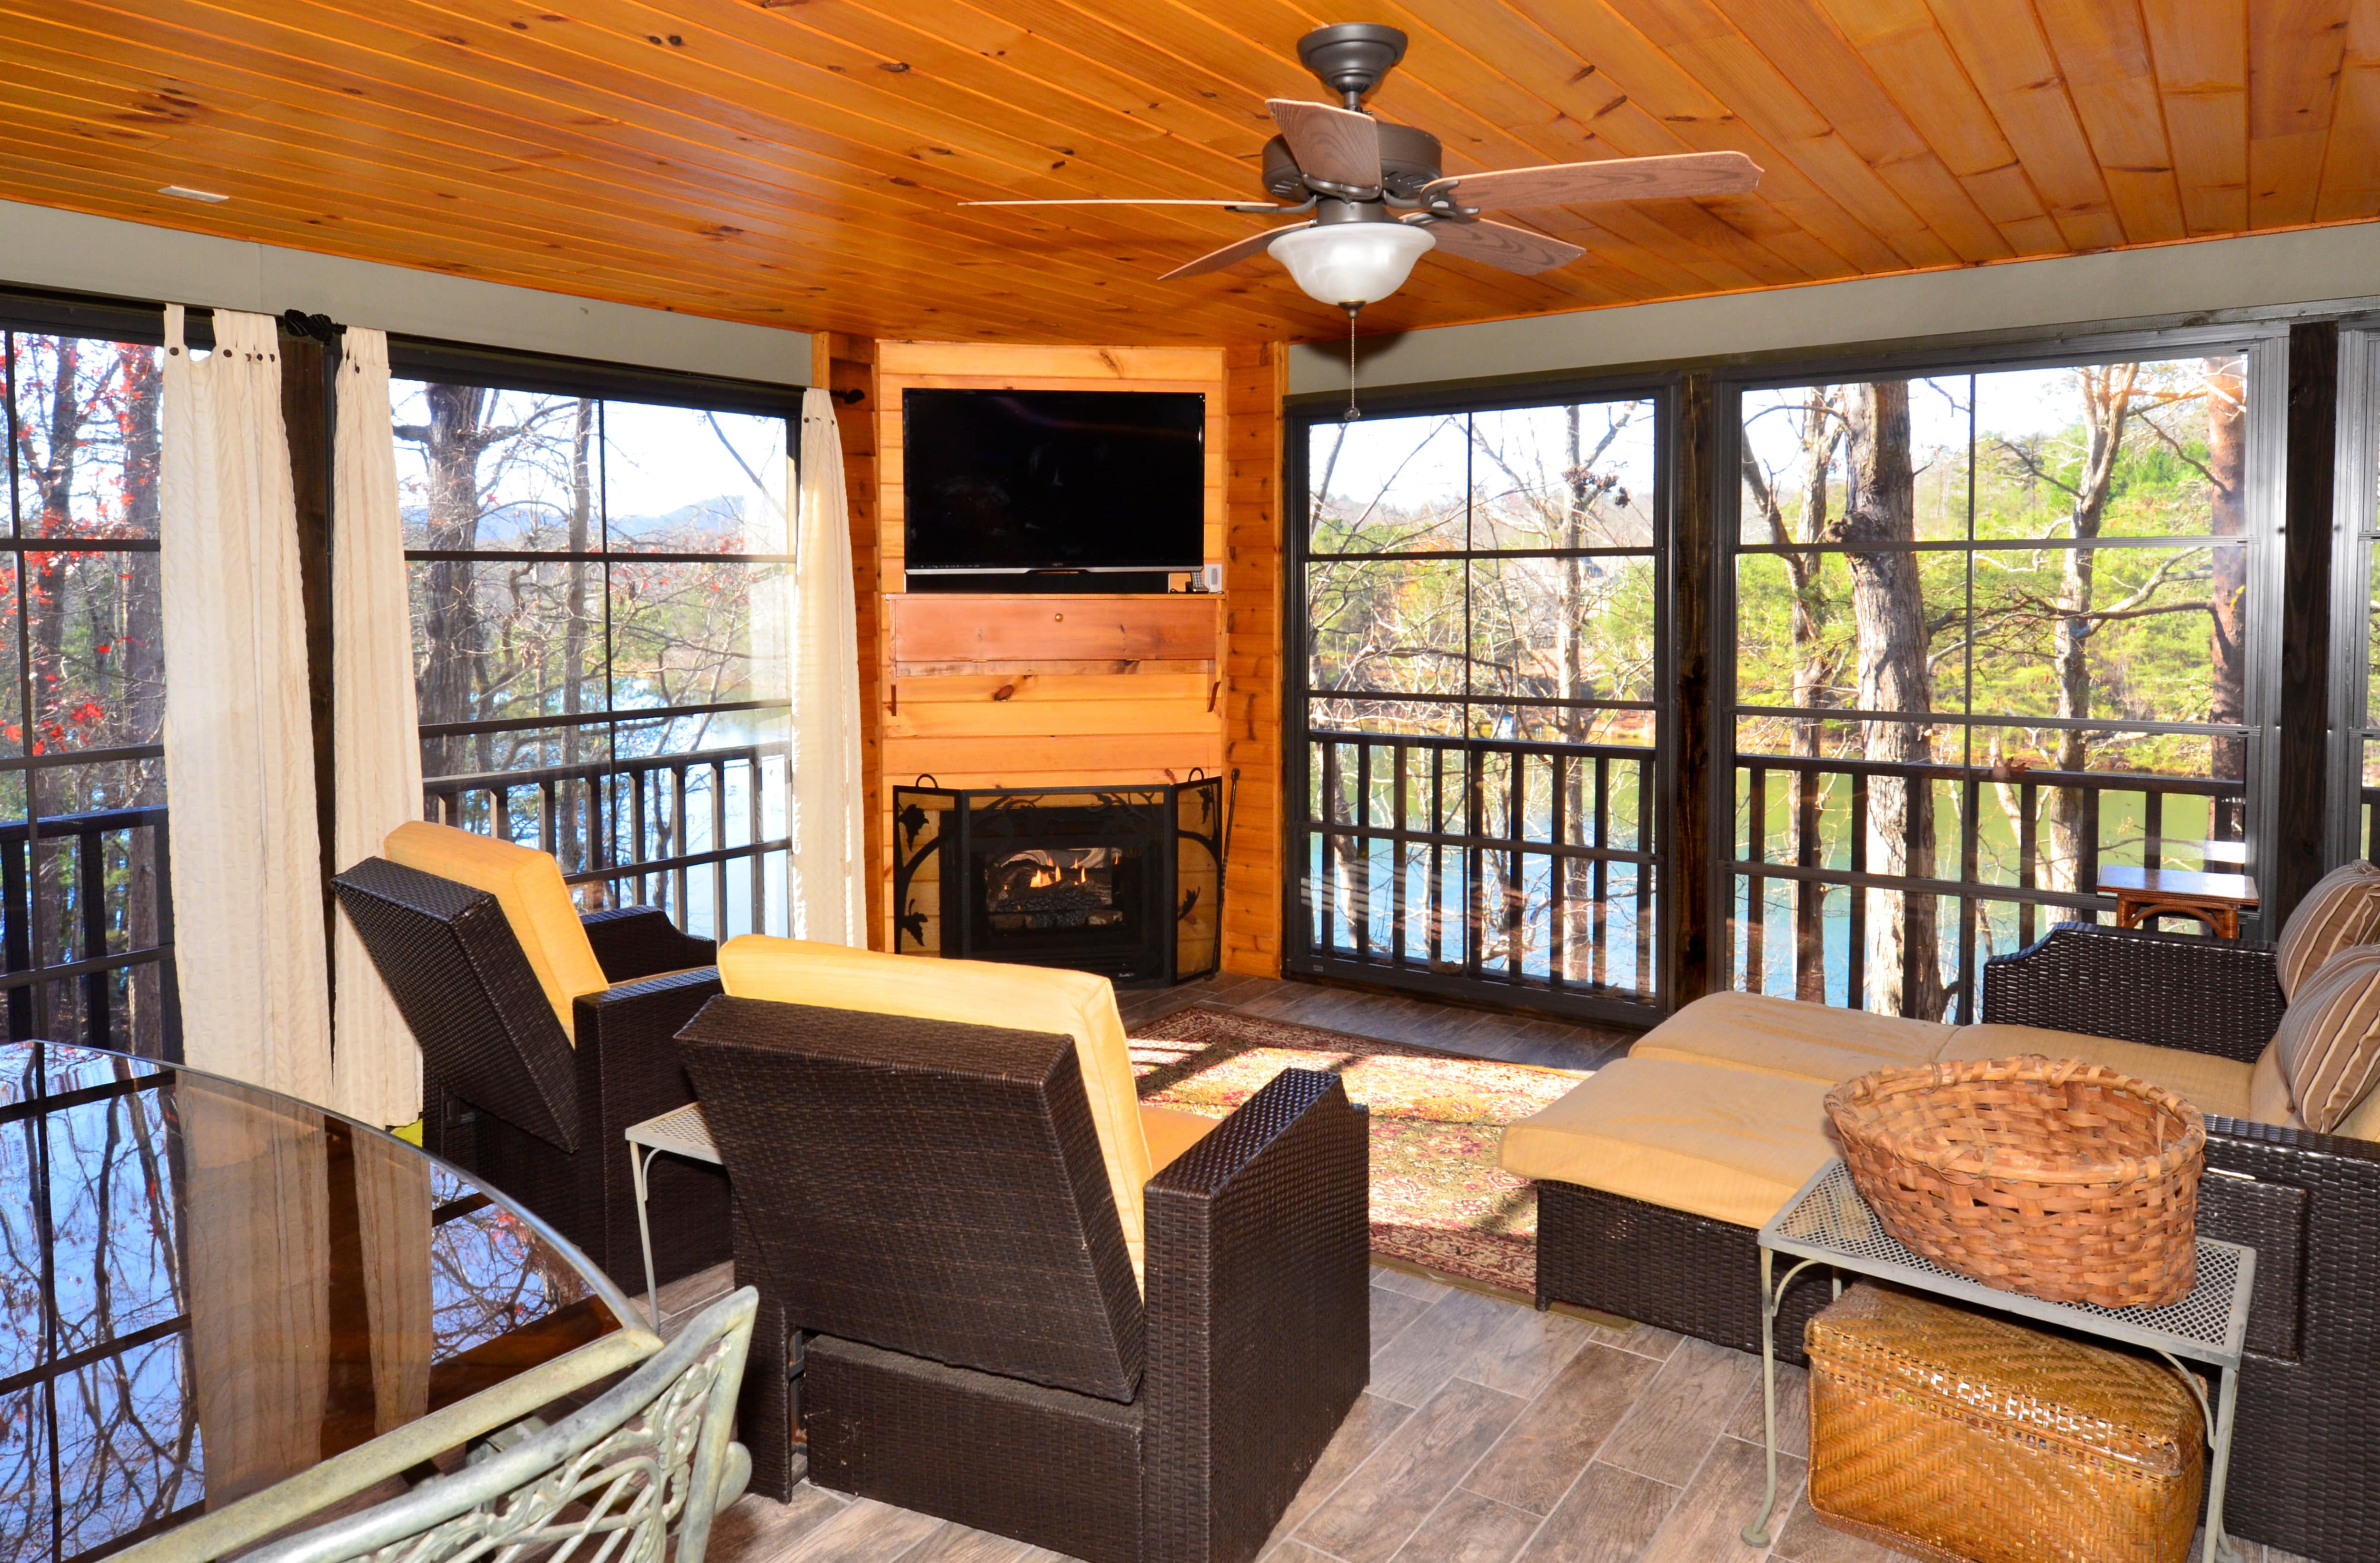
[1937,1023,2260,1122]
[717,934,1160,1285]
[1627,990,1953,1085]
[1499,1056,1839,1229]
[384,820,611,1038]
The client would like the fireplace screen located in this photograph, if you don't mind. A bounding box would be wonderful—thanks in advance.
[892,777,1227,986]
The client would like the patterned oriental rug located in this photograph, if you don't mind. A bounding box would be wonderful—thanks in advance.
[1130,1009,1589,1296]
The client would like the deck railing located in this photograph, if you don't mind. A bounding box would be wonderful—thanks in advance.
[0,804,176,1054]
[1302,729,1659,1011]
[1736,752,2246,1020]
[425,743,790,941]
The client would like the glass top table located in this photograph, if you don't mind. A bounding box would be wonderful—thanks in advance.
[0,1041,639,1563]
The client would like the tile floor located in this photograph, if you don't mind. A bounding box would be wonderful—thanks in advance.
[674,973,2302,1563]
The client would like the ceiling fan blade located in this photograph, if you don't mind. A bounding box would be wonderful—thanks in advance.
[959,198,1266,207]
[1160,227,1297,281]
[1423,150,1763,210]
[1419,217,1586,275]
[1267,99,1382,189]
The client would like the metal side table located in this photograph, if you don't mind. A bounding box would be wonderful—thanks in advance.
[624,1102,721,1327]
[1743,1159,2256,1563]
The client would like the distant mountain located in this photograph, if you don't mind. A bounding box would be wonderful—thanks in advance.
[400,494,759,550]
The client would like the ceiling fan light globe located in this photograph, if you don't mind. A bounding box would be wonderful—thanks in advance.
[1268,221,1435,307]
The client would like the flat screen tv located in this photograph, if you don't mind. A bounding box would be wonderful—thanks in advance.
[903,388,1205,585]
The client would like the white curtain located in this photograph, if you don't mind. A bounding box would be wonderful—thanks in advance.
[161,305,333,1102]
[789,388,866,946]
[329,328,424,1126]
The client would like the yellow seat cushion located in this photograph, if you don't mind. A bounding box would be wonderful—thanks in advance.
[718,936,1156,1286]
[1630,990,1955,1085]
[1938,1024,2264,1123]
[385,820,608,1040]
[1140,1103,1216,1174]
[1499,1057,1839,1229]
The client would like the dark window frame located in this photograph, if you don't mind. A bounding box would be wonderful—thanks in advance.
[1284,372,1682,1026]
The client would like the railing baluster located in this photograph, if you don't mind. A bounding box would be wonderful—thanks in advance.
[80,827,109,1047]
[2018,780,2038,947]
[1848,772,1868,1010]
[1593,754,1610,990]
[1507,746,1525,981]
[1465,746,1486,977]
[1744,765,1766,995]
[1428,748,1445,968]
[1392,742,1410,967]
[1547,753,1567,987]
[1318,741,1340,952]
[713,758,731,941]
[1354,742,1373,961]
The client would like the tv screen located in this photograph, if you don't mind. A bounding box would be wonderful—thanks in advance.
[903,389,1205,575]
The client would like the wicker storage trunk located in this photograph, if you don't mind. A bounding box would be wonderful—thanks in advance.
[1806,1285,2204,1563]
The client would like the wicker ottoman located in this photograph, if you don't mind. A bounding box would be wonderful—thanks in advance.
[1806,1285,2204,1563]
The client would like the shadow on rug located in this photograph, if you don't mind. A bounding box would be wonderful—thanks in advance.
[1131,1007,1589,1296]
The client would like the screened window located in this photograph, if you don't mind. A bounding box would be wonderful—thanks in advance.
[0,329,173,1055]
[394,382,794,940]
[1729,346,2273,1020]
[1294,396,1664,1016]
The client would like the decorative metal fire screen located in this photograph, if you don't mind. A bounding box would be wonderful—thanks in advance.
[892,776,1228,986]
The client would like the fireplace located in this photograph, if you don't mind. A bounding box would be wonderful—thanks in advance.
[892,777,1228,986]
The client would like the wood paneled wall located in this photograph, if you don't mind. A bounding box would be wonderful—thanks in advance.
[1222,345,1287,978]
[868,341,1234,954]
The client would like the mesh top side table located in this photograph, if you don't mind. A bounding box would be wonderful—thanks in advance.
[1743,1159,2257,1563]
[624,1102,720,1326]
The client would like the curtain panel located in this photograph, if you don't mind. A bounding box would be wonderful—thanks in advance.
[330,327,425,1127]
[790,387,866,947]
[161,306,334,1101]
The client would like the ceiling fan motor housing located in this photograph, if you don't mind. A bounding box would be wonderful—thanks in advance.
[1260,122,1444,200]
[1298,23,1408,108]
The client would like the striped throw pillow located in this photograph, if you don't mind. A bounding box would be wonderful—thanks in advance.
[2275,860,2380,1000]
[2274,945,2380,1132]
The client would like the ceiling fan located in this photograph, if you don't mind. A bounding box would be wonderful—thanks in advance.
[966,23,1764,321]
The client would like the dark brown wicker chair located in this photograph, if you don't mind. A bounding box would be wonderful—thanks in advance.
[1532,921,2380,1563]
[676,995,1371,1563]
[333,855,731,1292]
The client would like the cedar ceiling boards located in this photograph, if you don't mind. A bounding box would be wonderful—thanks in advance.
[1,0,2369,347]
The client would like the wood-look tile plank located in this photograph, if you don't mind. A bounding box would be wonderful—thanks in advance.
[1723,1360,1810,1459]
[1463,1300,1600,1400]
[896,1523,1048,1563]
[708,1484,852,1563]
[1596,1338,1764,1486]
[1390,1487,1545,1563]
[1369,1286,1538,1407]
[1517,1462,1680,1563]
[1372,1263,1457,1302]
[776,1496,946,1563]
[1297,1377,1530,1563]
[1464,1343,1664,1515]
[1372,1283,1436,1355]
[1639,1437,1804,1563]
[1585,1316,1684,1363]
[1268,1391,1418,1544]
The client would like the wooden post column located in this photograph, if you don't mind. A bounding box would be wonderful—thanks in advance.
[2273,321,2339,929]
[1667,369,1718,1007]
[1223,342,1287,977]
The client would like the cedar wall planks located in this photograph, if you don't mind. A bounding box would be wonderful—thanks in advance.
[815,332,885,944]
[1222,343,1287,978]
[868,341,1247,958]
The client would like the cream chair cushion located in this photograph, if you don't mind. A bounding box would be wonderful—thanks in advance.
[1141,1104,1216,1174]
[717,936,1157,1286]
[1629,990,1954,1085]
[2250,1041,2299,1127]
[2274,861,2380,999]
[1938,1024,2262,1123]
[385,820,609,1039]
[1499,1057,1839,1229]
[2271,945,2380,1132]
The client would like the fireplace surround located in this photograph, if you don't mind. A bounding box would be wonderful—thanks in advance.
[892,776,1228,985]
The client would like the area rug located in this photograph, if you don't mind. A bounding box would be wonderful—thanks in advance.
[1130,1009,1588,1296]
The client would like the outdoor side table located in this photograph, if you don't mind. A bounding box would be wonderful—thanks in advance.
[1743,1159,2256,1563]
[2098,864,2259,939]
[624,1101,721,1326]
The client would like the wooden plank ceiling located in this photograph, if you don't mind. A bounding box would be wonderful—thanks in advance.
[1,0,2372,347]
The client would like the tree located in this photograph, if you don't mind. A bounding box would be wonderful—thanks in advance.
[1833,381,1947,1020]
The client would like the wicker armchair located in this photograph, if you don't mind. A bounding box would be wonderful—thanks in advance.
[334,855,729,1292]
[675,996,1371,1563]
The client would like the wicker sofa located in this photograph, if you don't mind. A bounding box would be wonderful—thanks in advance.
[1507,921,2380,1563]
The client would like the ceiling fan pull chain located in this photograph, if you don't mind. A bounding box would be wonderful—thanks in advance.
[1345,303,1363,422]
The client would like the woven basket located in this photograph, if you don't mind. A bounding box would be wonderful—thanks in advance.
[1807,1283,2204,1563]
[1824,1055,2206,1308]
